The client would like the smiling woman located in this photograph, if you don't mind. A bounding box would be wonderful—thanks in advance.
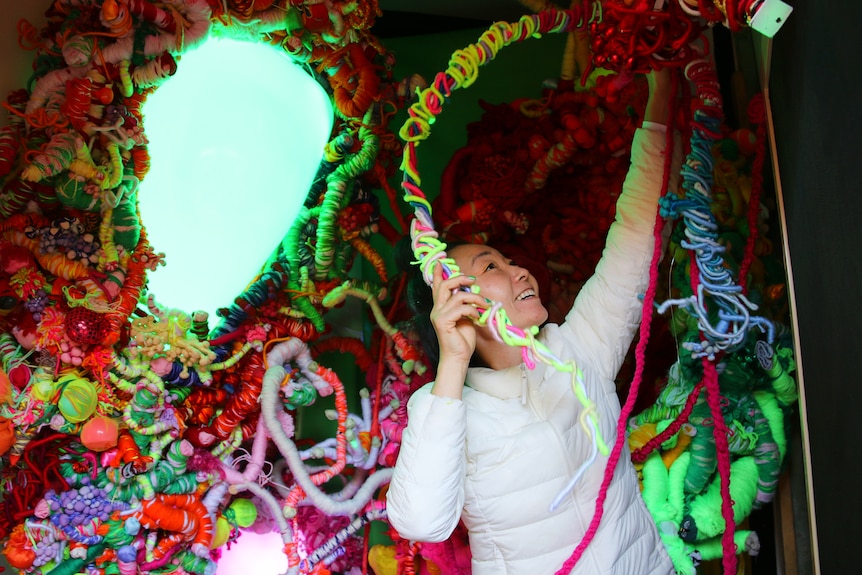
[0,0,407,573]
[388,65,683,574]
[443,243,549,370]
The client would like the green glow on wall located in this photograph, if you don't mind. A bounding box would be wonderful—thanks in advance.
[139,37,333,323]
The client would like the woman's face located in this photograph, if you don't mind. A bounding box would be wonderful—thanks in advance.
[449,244,549,330]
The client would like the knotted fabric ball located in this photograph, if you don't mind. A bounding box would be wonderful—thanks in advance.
[58,376,98,423]
[65,307,110,345]
[80,416,119,451]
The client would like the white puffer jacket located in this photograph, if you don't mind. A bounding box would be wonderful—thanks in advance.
[388,127,678,575]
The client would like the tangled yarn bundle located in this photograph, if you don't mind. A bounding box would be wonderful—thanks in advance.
[0,1,435,574]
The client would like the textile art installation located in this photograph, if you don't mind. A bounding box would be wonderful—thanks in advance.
[0,0,795,573]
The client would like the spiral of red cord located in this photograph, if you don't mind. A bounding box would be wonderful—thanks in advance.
[588,0,703,74]
[685,0,764,32]
[587,0,765,75]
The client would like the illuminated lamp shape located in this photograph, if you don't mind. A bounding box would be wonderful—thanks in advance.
[216,529,288,575]
[139,37,333,323]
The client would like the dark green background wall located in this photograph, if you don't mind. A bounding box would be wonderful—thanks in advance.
[769,1,862,573]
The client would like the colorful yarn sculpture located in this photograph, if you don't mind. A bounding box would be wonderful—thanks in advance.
[0,1,425,574]
[0,0,794,574]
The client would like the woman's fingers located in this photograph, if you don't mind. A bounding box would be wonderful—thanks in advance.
[437,299,481,325]
[427,265,486,362]
[435,286,485,318]
[431,267,484,307]
[432,265,475,297]
[432,291,485,324]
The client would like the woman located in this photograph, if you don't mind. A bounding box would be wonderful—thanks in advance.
[387,69,679,575]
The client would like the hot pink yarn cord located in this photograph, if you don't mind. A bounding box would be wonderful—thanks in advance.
[554,117,676,574]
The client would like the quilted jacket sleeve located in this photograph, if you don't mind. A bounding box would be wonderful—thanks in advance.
[561,127,680,386]
[387,383,467,542]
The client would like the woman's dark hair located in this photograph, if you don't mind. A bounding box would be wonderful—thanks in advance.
[395,235,467,368]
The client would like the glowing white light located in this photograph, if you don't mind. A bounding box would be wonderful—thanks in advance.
[139,37,332,324]
[216,529,289,575]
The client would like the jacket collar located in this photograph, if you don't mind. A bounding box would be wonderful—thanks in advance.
[466,358,548,402]
[466,363,523,400]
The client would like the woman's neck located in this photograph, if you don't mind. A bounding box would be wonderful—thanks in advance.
[475,337,524,371]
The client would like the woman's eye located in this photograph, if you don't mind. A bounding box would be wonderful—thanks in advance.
[485,262,496,271]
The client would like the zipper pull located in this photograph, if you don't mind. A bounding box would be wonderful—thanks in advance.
[520,363,528,405]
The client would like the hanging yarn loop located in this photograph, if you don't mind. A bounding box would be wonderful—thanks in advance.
[657,58,775,360]
[399,7,603,378]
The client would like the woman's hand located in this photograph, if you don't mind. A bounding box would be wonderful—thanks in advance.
[428,264,486,399]
[644,66,673,125]
[430,264,485,364]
